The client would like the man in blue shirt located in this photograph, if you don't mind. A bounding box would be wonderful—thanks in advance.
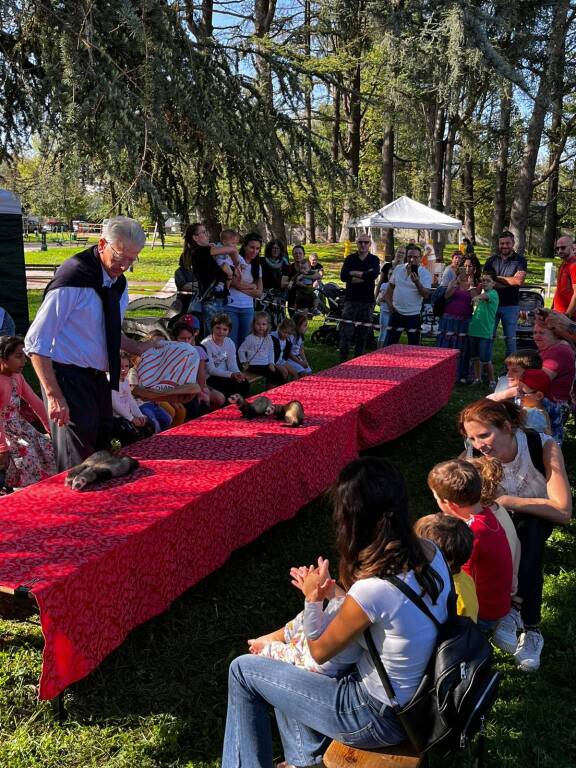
[339,236,380,362]
[484,231,527,357]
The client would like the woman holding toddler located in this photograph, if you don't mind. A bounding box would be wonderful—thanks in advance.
[222,457,452,768]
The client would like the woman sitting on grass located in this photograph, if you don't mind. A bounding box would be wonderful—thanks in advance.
[222,457,452,768]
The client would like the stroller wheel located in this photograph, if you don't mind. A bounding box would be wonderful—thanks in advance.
[311,330,321,344]
[324,328,339,346]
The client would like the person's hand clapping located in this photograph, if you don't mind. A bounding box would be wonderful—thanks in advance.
[301,558,335,602]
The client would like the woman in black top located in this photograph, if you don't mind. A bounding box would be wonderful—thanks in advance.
[261,239,290,293]
[176,223,239,334]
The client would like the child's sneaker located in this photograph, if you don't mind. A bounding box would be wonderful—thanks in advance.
[492,606,523,653]
[514,629,544,671]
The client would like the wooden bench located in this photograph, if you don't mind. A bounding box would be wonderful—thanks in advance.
[243,371,266,390]
[323,741,423,768]
[75,237,89,247]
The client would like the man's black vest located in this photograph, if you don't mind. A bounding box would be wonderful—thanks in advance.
[44,246,126,389]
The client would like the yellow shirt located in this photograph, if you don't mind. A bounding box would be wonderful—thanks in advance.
[453,570,479,623]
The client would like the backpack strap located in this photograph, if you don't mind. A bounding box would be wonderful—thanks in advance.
[385,576,442,629]
[524,428,546,477]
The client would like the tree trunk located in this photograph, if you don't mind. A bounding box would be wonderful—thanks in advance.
[328,83,341,243]
[541,5,566,262]
[380,120,395,259]
[303,0,315,244]
[253,0,287,243]
[461,156,475,243]
[509,0,570,254]
[491,81,512,250]
[439,119,457,259]
[426,102,446,256]
[339,59,362,242]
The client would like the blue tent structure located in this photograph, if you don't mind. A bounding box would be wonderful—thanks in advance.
[0,190,29,334]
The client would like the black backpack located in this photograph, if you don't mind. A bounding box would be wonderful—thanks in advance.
[364,574,501,756]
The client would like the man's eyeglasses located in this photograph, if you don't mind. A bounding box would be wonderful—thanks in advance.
[106,240,139,265]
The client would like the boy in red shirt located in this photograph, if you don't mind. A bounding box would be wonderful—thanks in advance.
[427,459,512,634]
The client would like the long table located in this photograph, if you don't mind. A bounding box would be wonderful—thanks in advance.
[0,345,457,700]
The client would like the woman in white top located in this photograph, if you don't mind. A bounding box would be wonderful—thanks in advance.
[460,398,571,672]
[227,232,264,348]
[222,457,452,768]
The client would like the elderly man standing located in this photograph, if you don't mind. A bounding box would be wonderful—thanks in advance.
[25,216,153,471]
[551,234,576,318]
[483,230,527,357]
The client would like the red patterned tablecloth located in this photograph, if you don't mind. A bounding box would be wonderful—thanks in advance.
[0,345,456,699]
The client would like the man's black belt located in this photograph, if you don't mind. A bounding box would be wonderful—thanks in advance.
[53,361,106,377]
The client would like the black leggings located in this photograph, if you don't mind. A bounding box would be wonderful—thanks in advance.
[513,514,554,627]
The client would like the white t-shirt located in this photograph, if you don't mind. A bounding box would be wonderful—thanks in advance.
[228,256,261,309]
[348,545,451,706]
[389,265,432,315]
[201,336,240,377]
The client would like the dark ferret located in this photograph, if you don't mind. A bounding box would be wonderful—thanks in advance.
[65,450,139,491]
[271,400,305,427]
[228,394,273,418]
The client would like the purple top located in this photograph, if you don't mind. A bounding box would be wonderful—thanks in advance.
[444,287,472,319]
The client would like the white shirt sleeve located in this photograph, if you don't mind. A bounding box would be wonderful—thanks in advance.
[24,288,82,357]
[111,388,135,420]
[226,338,240,373]
[418,267,433,289]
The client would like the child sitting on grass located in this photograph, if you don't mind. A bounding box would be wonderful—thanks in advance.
[427,459,512,633]
[238,311,288,385]
[247,558,362,675]
[488,348,542,402]
[467,270,499,388]
[111,352,155,445]
[288,312,313,376]
[202,313,250,399]
[466,455,523,653]
[414,513,478,622]
[271,317,299,381]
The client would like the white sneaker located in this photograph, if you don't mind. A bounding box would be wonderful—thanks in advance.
[514,630,544,671]
[492,607,523,653]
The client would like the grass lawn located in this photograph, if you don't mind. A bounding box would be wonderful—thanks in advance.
[1,259,573,767]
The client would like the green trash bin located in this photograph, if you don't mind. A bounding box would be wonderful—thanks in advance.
[0,189,30,334]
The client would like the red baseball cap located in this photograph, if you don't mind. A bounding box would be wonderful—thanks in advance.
[521,369,551,397]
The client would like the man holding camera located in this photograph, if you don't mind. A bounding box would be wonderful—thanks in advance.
[384,245,432,346]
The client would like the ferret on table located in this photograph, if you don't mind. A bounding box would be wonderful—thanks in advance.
[65,450,139,491]
[228,394,273,419]
[270,400,305,427]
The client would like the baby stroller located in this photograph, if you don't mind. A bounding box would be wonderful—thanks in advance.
[311,282,378,349]
[516,284,545,350]
[256,289,286,329]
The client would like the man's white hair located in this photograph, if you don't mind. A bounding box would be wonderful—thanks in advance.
[102,216,146,249]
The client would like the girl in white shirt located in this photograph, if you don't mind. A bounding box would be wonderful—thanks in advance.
[238,311,287,385]
[111,353,154,445]
[222,457,452,767]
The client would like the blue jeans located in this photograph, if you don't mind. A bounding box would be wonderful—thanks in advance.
[226,305,254,348]
[378,306,390,346]
[222,655,405,768]
[139,402,172,432]
[493,305,520,357]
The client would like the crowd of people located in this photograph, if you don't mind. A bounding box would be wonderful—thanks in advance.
[222,395,572,764]
[0,215,574,765]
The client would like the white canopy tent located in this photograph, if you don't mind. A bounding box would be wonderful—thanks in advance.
[350,195,462,233]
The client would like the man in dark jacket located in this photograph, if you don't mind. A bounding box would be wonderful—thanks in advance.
[339,235,380,362]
